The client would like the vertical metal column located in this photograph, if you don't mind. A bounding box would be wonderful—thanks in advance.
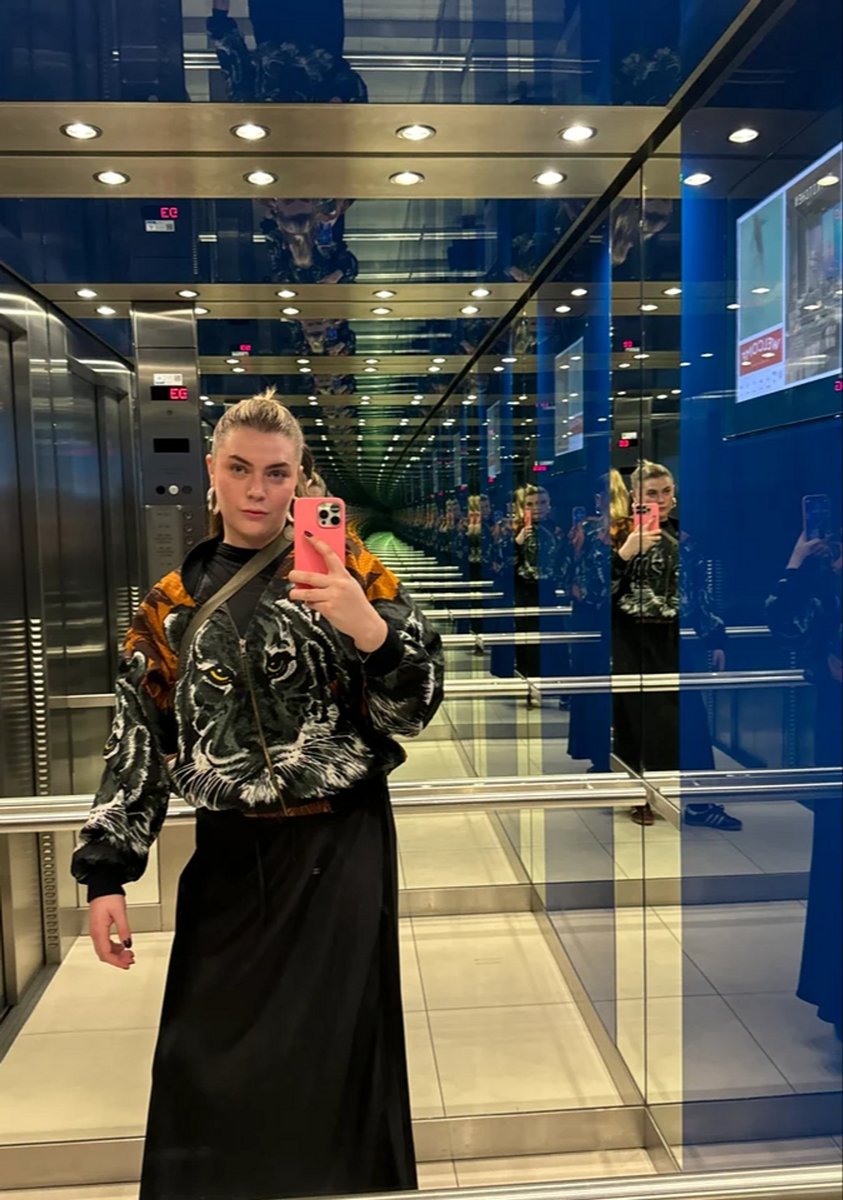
[132,303,205,588]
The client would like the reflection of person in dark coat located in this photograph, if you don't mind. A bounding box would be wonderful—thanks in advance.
[766,530,842,1037]
[612,461,741,828]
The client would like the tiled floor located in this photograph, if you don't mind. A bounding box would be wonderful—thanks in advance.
[0,912,620,1144]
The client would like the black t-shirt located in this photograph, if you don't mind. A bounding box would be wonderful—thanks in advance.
[203,541,290,636]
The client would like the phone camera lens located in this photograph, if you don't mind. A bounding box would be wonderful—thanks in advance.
[330,503,340,512]
[330,516,340,526]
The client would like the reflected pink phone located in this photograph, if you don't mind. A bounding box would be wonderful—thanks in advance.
[294,496,347,577]
[633,503,660,533]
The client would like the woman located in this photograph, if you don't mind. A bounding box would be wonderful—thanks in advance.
[566,470,628,772]
[71,389,444,1200]
[513,485,565,677]
[611,460,739,828]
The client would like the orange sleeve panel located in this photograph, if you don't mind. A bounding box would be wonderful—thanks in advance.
[344,536,401,603]
[124,571,197,709]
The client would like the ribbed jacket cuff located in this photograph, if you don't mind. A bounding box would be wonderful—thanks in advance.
[358,626,404,676]
[86,869,127,903]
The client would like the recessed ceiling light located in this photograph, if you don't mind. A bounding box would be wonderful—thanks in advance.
[618,362,631,369]
[76,287,98,299]
[683,172,712,187]
[364,366,377,373]
[411,398,421,406]
[232,366,246,374]
[634,352,650,360]
[533,169,566,186]
[501,355,517,363]
[640,303,659,312]
[396,124,436,141]
[245,169,277,186]
[662,286,682,297]
[428,366,441,373]
[297,358,310,365]
[371,306,392,315]
[276,289,297,299]
[493,365,504,373]
[226,357,240,364]
[727,302,740,310]
[729,127,759,144]
[61,122,101,140]
[462,398,473,405]
[803,301,822,311]
[281,306,300,316]
[470,287,491,299]
[94,170,129,186]
[95,305,116,316]
[570,287,588,297]
[309,400,319,407]
[203,399,213,407]
[680,360,691,367]
[232,122,269,141]
[432,356,446,364]
[178,289,199,299]
[818,174,839,187]
[299,366,312,373]
[365,358,380,365]
[373,290,395,300]
[671,388,681,395]
[752,286,771,295]
[194,305,209,315]
[555,304,572,314]
[390,171,424,186]
[461,305,479,315]
[560,124,596,143]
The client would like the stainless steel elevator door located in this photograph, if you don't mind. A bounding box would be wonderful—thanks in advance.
[51,374,120,792]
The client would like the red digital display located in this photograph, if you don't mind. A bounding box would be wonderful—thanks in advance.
[623,340,635,350]
[239,343,252,353]
[160,206,179,220]
[150,384,190,402]
[617,438,631,448]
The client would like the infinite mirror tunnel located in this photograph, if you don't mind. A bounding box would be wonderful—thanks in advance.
[0,2,841,1199]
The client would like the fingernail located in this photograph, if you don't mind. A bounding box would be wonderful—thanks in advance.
[124,937,133,949]
[304,531,313,539]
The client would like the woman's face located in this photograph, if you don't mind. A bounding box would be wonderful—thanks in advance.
[638,474,675,522]
[207,428,300,549]
[526,490,551,519]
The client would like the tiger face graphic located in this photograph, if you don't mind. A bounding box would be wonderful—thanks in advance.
[170,598,379,810]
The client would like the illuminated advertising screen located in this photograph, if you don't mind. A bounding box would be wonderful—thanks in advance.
[554,337,585,455]
[737,144,842,402]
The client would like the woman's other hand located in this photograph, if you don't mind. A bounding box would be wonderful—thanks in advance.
[289,536,389,653]
[787,533,829,570]
[618,527,661,562]
[89,895,135,970]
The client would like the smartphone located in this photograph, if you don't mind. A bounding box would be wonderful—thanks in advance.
[633,503,660,533]
[523,508,533,529]
[572,505,587,527]
[294,496,347,577]
[802,494,831,542]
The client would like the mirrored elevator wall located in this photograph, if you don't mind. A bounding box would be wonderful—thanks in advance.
[0,263,141,1006]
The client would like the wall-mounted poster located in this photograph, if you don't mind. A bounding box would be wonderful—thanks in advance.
[554,337,585,456]
[737,144,842,403]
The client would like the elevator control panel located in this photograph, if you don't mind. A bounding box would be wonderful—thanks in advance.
[145,505,199,584]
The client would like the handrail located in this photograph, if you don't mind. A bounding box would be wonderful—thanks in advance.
[0,774,649,833]
[357,1165,841,1200]
[45,668,809,712]
[2,768,839,834]
[441,626,773,648]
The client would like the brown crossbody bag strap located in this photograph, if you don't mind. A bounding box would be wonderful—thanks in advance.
[177,529,290,677]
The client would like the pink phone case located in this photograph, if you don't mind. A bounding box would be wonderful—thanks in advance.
[633,503,660,533]
[294,496,347,576]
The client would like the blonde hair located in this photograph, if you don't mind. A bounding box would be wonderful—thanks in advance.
[606,467,631,524]
[209,387,304,535]
[631,458,673,496]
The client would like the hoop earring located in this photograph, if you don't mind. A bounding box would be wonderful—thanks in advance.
[206,486,219,515]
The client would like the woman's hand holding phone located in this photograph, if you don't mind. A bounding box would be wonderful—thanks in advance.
[618,527,661,562]
[89,894,135,970]
[289,536,388,653]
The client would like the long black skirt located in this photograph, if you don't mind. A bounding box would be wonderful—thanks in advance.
[140,781,417,1200]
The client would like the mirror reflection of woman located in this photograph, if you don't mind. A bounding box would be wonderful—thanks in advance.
[72,390,443,1200]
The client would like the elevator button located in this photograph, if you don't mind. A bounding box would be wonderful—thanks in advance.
[167,485,180,496]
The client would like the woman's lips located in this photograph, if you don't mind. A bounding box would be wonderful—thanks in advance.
[242,509,268,518]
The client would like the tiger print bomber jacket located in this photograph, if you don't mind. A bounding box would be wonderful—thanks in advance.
[70,534,444,900]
